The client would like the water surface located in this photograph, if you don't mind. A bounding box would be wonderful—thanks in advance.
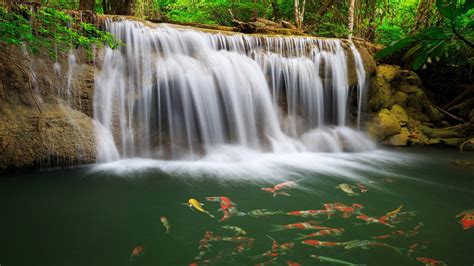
[1,147,473,266]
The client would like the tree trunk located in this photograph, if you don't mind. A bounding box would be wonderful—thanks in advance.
[348,0,355,39]
[79,0,95,11]
[412,0,435,33]
[103,0,135,15]
[294,0,305,30]
[271,0,280,20]
[253,0,258,20]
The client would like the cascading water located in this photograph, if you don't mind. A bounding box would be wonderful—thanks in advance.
[94,20,374,163]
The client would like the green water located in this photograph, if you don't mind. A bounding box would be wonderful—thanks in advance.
[1,147,473,266]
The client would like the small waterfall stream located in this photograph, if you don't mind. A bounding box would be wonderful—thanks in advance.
[94,20,374,162]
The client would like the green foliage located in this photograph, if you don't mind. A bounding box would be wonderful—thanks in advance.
[0,5,120,58]
[376,0,474,70]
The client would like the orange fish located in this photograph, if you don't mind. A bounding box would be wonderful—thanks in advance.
[324,203,363,218]
[130,245,144,261]
[286,261,301,266]
[301,239,344,247]
[416,257,446,266]
[356,214,395,228]
[459,213,474,229]
[272,221,328,231]
[407,241,429,256]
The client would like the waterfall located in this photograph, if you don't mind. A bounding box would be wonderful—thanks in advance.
[94,20,374,161]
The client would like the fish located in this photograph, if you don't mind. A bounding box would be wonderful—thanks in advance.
[261,179,301,197]
[343,240,403,254]
[286,261,301,266]
[324,203,363,218]
[232,241,253,255]
[456,209,474,218]
[379,204,403,222]
[245,209,285,217]
[301,239,345,247]
[336,183,359,196]
[311,255,358,266]
[130,245,144,261]
[456,209,474,229]
[296,228,344,240]
[387,211,417,224]
[272,221,328,231]
[187,198,215,218]
[221,225,247,235]
[356,214,396,228]
[261,187,291,197]
[416,257,447,266]
[287,209,335,219]
[459,213,474,229]
[407,241,429,256]
[160,216,170,234]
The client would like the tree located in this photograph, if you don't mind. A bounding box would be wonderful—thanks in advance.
[103,0,135,15]
[411,0,435,33]
[348,0,355,39]
[294,0,305,30]
[79,0,95,11]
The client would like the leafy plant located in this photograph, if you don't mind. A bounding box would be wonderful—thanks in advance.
[0,5,121,59]
[375,0,474,70]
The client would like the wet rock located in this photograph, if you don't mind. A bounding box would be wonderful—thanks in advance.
[0,47,97,171]
[460,137,474,151]
[383,128,411,146]
[421,127,463,139]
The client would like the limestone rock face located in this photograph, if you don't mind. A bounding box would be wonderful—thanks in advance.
[366,64,471,149]
[0,47,97,171]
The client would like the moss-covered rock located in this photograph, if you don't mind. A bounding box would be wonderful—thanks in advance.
[366,107,402,142]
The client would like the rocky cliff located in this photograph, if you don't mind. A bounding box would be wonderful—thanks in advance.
[365,64,474,149]
[0,47,97,171]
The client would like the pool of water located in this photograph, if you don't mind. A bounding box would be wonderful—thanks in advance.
[1,147,473,266]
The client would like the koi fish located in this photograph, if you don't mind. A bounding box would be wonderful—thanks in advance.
[186,198,215,218]
[379,204,403,222]
[416,257,447,266]
[356,214,396,228]
[387,211,417,224]
[160,216,170,234]
[261,179,301,197]
[311,255,358,266]
[336,183,359,196]
[301,239,344,247]
[286,261,301,266]
[272,221,327,231]
[287,209,335,219]
[232,241,253,256]
[344,240,403,254]
[130,245,144,261]
[324,203,363,218]
[245,209,285,217]
[296,228,344,240]
[407,241,429,256]
[222,225,247,235]
[456,209,474,229]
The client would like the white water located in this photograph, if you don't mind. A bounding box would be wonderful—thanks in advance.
[93,20,374,170]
